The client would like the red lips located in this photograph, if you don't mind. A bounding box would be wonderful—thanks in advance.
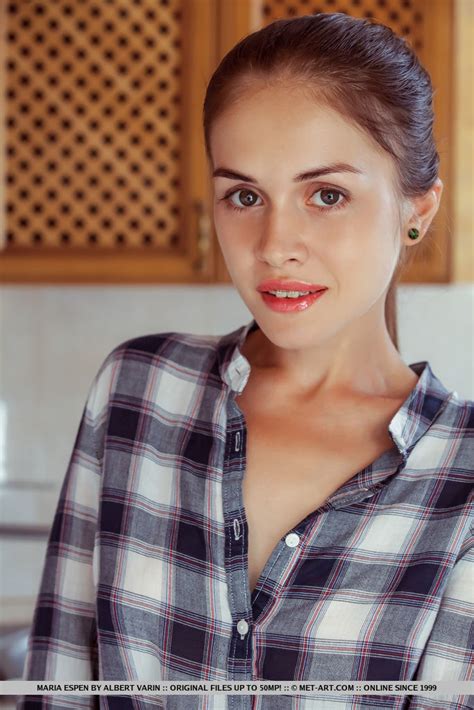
[257,279,328,293]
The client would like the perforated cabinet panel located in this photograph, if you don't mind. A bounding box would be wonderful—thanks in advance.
[5,0,184,250]
[2,0,218,283]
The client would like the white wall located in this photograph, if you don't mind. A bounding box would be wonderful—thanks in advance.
[398,283,473,396]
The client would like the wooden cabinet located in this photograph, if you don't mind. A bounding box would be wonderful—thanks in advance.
[1,0,471,283]
[452,0,473,282]
[1,0,218,283]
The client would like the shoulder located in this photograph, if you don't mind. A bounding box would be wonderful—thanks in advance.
[107,330,223,371]
[412,392,473,545]
[90,329,224,401]
[99,329,224,380]
[433,392,474,475]
[431,393,474,500]
[85,330,224,418]
[108,329,220,356]
[441,390,474,437]
[407,389,474,488]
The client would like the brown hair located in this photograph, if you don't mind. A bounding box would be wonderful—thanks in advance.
[202,12,440,351]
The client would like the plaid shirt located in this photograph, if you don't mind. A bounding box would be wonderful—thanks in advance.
[17,318,473,710]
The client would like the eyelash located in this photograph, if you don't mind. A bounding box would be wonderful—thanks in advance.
[220,186,349,214]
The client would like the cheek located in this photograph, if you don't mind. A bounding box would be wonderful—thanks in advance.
[328,229,399,301]
[330,194,399,274]
[213,217,253,281]
[214,211,249,257]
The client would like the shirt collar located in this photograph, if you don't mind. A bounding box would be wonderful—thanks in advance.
[217,317,454,460]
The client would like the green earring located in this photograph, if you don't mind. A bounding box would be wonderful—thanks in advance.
[408,227,420,240]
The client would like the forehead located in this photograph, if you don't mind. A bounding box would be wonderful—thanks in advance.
[210,85,394,180]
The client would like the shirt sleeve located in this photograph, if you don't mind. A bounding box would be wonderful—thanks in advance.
[407,525,474,710]
[16,350,119,710]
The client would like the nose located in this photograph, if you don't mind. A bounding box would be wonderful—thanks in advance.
[256,210,308,267]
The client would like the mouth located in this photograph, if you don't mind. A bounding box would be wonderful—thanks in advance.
[257,279,328,294]
[261,288,327,297]
[259,288,328,313]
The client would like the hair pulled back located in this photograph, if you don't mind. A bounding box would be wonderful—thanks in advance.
[203,12,440,350]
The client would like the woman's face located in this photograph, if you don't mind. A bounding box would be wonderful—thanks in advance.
[210,85,406,350]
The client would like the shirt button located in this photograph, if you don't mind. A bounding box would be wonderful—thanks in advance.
[237,619,249,638]
[285,533,300,548]
[233,517,242,541]
[235,431,241,452]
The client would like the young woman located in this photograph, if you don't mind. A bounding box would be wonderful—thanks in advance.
[19,12,472,710]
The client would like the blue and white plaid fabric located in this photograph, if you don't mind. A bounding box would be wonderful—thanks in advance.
[17,318,473,709]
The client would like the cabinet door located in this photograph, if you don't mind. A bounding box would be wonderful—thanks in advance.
[1,0,218,283]
[215,0,457,285]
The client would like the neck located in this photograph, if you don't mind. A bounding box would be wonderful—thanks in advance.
[241,304,418,404]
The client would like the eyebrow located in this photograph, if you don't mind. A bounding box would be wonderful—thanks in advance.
[212,162,364,183]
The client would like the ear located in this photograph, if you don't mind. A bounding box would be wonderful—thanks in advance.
[403,178,444,246]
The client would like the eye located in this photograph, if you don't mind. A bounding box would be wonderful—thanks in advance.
[225,189,262,210]
[220,186,348,213]
[312,188,345,209]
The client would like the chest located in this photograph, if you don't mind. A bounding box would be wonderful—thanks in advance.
[236,389,399,594]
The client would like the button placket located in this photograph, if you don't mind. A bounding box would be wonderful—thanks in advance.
[223,391,254,681]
